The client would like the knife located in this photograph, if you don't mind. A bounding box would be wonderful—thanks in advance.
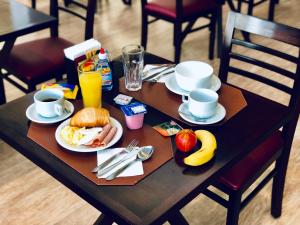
[92,148,125,173]
[142,65,175,81]
[97,148,142,178]
[105,157,137,181]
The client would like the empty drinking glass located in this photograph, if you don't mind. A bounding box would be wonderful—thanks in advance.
[122,44,144,91]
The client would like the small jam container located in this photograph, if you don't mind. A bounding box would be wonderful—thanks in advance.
[121,102,147,129]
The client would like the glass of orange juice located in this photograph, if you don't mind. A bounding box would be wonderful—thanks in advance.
[78,61,102,108]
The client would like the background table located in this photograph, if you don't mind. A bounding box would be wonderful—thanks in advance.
[0,53,291,225]
[0,0,57,104]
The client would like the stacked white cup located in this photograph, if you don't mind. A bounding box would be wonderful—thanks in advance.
[176,61,218,119]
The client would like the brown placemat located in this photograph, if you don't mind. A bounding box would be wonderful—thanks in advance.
[119,78,247,126]
[27,103,173,185]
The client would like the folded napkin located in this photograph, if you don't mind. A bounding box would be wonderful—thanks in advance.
[143,64,175,83]
[64,38,101,60]
[97,148,144,179]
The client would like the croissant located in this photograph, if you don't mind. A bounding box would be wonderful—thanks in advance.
[70,107,110,127]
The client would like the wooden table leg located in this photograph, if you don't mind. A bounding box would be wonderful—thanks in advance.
[93,214,114,225]
[168,211,189,225]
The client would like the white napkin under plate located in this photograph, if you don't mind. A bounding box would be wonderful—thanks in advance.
[143,65,175,83]
[97,148,144,179]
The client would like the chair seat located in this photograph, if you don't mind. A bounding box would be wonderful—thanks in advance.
[145,0,218,19]
[219,131,283,191]
[3,37,73,83]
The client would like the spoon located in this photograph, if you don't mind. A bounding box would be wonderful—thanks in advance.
[105,146,154,181]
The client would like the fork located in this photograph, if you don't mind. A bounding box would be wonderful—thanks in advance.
[91,139,139,173]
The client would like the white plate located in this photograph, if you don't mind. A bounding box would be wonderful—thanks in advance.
[55,117,123,153]
[26,100,74,124]
[178,103,226,125]
[165,75,221,96]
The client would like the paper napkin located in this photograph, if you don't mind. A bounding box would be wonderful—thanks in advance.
[97,148,144,179]
[64,38,101,61]
[143,65,175,83]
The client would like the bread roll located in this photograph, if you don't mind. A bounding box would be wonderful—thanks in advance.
[70,107,110,127]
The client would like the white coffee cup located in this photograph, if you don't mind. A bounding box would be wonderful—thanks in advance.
[34,89,65,117]
[182,88,218,118]
[175,61,213,91]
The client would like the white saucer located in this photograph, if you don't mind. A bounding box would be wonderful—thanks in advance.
[26,100,74,124]
[178,103,226,125]
[165,75,221,96]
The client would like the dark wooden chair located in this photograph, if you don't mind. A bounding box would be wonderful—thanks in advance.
[0,0,96,103]
[141,0,224,64]
[202,12,300,225]
[235,0,279,21]
[64,0,131,9]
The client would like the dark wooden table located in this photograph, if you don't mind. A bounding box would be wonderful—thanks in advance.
[0,53,291,225]
[0,0,57,104]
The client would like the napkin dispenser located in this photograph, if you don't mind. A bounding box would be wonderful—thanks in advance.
[64,39,101,97]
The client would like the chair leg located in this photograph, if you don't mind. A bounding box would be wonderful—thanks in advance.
[28,83,36,93]
[271,158,288,218]
[237,0,242,12]
[216,5,223,58]
[209,13,217,60]
[141,13,148,49]
[64,0,72,7]
[247,0,254,16]
[268,0,276,21]
[226,192,242,225]
[56,73,63,82]
[0,70,6,105]
[174,22,182,64]
[31,0,36,9]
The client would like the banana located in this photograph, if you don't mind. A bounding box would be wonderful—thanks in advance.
[183,130,217,166]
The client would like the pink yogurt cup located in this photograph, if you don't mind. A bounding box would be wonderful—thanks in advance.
[124,113,145,130]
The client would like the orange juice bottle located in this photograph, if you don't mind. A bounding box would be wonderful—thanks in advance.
[78,63,102,108]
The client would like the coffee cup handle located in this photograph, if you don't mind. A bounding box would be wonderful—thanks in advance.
[54,104,64,116]
[182,95,189,103]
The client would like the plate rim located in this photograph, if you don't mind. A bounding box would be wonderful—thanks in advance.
[178,103,226,125]
[55,117,123,153]
[26,100,74,124]
[165,75,221,96]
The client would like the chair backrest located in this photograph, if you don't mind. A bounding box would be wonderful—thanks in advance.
[219,11,300,154]
[220,11,300,111]
[141,0,225,16]
[50,0,96,40]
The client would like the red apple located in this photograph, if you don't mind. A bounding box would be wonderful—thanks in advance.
[175,129,197,152]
